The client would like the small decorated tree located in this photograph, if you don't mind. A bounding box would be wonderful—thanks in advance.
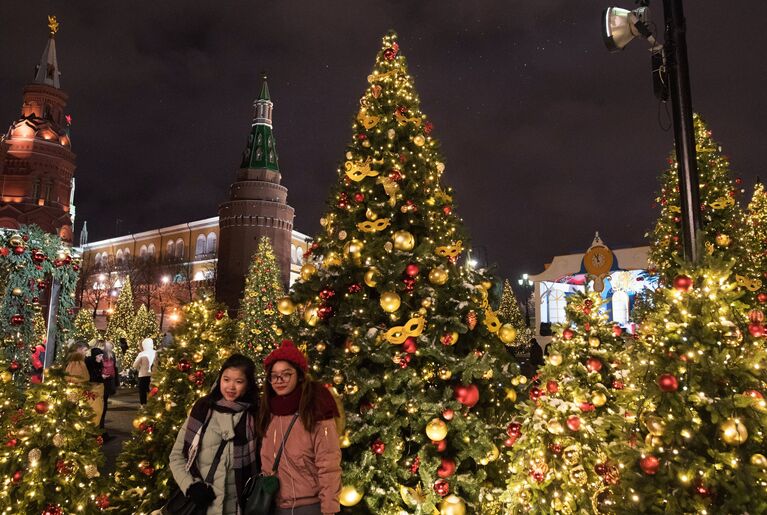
[106,276,135,365]
[614,260,767,513]
[498,279,532,347]
[236,237,286,363]
[126,304,159,365]
[502,292,634,513]
[746,181,767,306]
[0,367,110,513]
[111,297,234,514]
[73,308,98,344]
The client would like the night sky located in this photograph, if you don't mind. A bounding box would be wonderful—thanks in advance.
[1,2,765,286]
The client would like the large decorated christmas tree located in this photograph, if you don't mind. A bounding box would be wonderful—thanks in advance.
[281,31,519,514]
[237,236,285,363]
[746,181,767,306]
[73,308,98,344]
[647,114,750,285]
[502,292,634,513]
[128,303,160,361]
[105,276,135,360]
[0,367,110,514]
[614,261,767,513]
[497,279,532,348]
[111,297,234,514]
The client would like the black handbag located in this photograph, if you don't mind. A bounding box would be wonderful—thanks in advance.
[242,413,299,515]
[162,429,229,515]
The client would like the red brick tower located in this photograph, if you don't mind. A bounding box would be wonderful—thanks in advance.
[0,16,76,244]
[216,77,295,310]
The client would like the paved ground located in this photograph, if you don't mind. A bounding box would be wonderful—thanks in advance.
[101,386,141,474]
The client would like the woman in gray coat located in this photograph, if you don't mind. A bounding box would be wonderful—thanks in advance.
[169,354,259,514]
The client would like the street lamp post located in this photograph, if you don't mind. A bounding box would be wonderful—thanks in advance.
[518,273,534,328]
[159,275,170,331]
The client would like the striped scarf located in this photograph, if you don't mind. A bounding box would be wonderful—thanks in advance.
[182,397,258,503]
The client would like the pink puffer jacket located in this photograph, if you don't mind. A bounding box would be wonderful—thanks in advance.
[260,413,341,514]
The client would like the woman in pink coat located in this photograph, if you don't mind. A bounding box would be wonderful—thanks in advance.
[256,340,341,515]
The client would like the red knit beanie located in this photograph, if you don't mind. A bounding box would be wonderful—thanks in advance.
[263,340,308,373]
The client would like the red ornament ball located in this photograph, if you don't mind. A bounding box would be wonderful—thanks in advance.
[546,380,559,394]
[529,387,543,401]
[442,206,452,215]
[433,479,450,497]
[748,323,766,338]
[96,435,104,446]
[319,288,336,301]
[612,325,623,336]
[409,455,420,474]
[371,439,385,455]
[34,401,49,414]
[177,359,192,372]
[215,311,225,320]
[0,247,7,256]
[432,439,447,452]
[504,435,518,447]
[507,421,522,437]
[442,408,454,421]
[12,470,22,483]
[347,283,362,294]
[402,337,417,354]
[549,443,563,455]
[658,373,679,392]
[583,322,591,332]
[586,357,603,372]
[562,328,575,340]
[353,193,365,203]
[580,402,595,412]
[612,379,625,390]
[595,462,608,475]
[566,415,581,431]
[141,465,155,476]
[695,484,711,497]
[673,275,693,291]
[437,457,456,478]
[95,494,111,509]
[13,246,24,255]
[10,314,24,326]
[758,293,767,304]
[639,455,660,475]
[8,360,20,371]
[41,504,63,515]
[405,263,420,277]
[454,384,480,408]
[749,310,765,323]
[5,438,17,447]
[745,389,764,399]
[530,470,546,483]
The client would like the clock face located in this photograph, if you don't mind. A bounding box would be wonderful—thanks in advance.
[584,246,613,276]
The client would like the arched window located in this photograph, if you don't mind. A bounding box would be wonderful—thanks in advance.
[195,235,206,257]
[175,239,185,259]
[147,243,156,257]
[139,245,147,259]
[206,232,217,255]
[291,244,297,264]
[612,290,630,325]
[166,240,175,258]
[116,249,124,265]
[124,249,131,262]
[296,247,304,265]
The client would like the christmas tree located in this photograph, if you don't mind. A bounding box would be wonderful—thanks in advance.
[497,279,532,348]
[502,292,634,513]
[282,32,518,514]
[105,276,135,364]
[0,367,111,514]
[647,113,749,284]
[73,308,98,344]
[237,237,286,362]
[746,181,767,306]
[613,261,767,513]
[126,304,159,365]
[0,225,78,387]
[111,297,234,514]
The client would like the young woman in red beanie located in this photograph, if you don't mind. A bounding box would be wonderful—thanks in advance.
[169,353,260,514]
[257,340,342,515]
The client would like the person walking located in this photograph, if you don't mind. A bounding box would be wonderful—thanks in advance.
[257,340,342,515]
[169,354,260,514]
[84,347,106,427]
[132,337,156,405]
[100,341,119,437]
[65,342,101,423]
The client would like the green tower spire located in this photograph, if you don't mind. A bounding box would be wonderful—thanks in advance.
[240,74,278,171]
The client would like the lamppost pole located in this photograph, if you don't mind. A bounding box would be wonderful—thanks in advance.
[518,273,533,328]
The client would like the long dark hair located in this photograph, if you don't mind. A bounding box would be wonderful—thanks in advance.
[200,353,259,409]
[255,364,324,437]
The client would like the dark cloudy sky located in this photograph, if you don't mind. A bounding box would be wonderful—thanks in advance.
[1,1,765,285]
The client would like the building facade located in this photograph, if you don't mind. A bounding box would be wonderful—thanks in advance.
[0,17,76,243]
[79,217,310,328]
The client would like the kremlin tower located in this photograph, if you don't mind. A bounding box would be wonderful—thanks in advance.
[0,16,76,244]
[216,77,295,310]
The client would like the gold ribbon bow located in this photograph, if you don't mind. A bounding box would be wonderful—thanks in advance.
[385,317,426,344]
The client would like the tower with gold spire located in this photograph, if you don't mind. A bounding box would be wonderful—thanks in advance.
[0,16,76,243]
[216,76,295,310]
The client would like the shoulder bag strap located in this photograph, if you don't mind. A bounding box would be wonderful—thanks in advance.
[204,437,230,484]
[271,413,300,474]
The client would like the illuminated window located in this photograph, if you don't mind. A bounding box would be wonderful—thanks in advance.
[166,240,175,258]
[547,289,567,324]
[175,239,184,258]
[612,290,630,325]
[116,249,124,265]
[195,235,206,257]
[147,244,155,256]
[206,233,217,255]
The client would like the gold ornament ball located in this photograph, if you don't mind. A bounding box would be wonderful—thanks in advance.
[9,235,24,248]
[498,324,518,345]
[333,373,344,385]
[0,371,12,383]
[11,287,22,296]
[392,230,415,251]
[438,367,452,380]
[588,336,601,348]
[316,342,327,352]
[380,291,401,313]
[340,431,351,448]
[421,297,433,309]
[428,267,449,286]
[344,239,364,263]
[339,485,363,507]
[364,268,379,288]
[436,162,446,173]
[192,352,204,363]
[592,392,607,407]
[324,252,342,268]
[387,128,396,140]
[28,448,42,463]
[304,305,319,327]
[751,453,767,468]
[720,418,749,445]
[645,433,663,448]
[277,297,296,316]
[645,416,666,436]
[440,495,466,515]
[52,433,65,447]
[549,353,563,366]
[337,230,348,241]
[413,134,426,146]
[425,418,449,441]
[300,263,317,281]
[132,418,143,430]
[715,233,732,247]
[345,382,359,395]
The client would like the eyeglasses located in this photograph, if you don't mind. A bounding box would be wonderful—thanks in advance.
[268,371,295,384]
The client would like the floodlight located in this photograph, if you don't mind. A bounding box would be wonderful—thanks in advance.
[602,6,656,52]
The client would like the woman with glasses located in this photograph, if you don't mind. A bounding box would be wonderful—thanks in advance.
[257,340,342,515]
[169,353,260,514]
